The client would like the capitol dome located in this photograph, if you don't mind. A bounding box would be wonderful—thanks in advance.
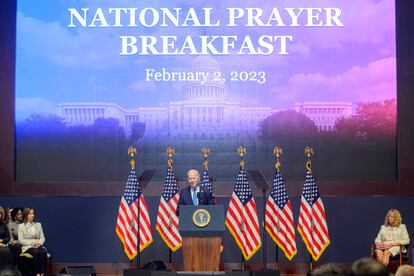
[184,55,227,100]
[191,55,221,73]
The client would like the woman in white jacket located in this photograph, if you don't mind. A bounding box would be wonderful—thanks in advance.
[18,208,47,276]
[375,209,410,266]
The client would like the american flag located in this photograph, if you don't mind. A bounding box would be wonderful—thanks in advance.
[225,167,261,260]
[116,169,153,260]
[201,168,223,252]
[265,170,297,260]
[297,171,330,261]
[200,169,217,205]
[156,166,182,251]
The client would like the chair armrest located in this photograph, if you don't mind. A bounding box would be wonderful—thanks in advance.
[400,244,409,254]
[370,243,375,257]
[399,244,410,265]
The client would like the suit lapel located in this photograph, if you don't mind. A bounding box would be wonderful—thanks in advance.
[185,186,193,205]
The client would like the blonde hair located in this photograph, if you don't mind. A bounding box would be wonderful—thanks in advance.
[384,209,402,227]
[0,207,4,221]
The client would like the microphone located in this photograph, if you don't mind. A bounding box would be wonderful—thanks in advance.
[197,190,204,205]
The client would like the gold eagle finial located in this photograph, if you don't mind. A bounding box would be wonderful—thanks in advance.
[201,147,211,170]
[166,147,175,168]
[237,146,247,168]
[273,147,283,171]
[304,146,314,172]
[128,146,137,170]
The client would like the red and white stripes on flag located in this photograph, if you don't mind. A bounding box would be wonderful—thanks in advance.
[297,171,330,261]
[116,169,153,260]
[225,167,261,260]
[265,170,297,260]
[156,166,182,251]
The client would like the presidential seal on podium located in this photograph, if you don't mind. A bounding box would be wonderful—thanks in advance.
[192,209,211,228]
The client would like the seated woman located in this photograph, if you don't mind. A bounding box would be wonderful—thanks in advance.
[18,208,47,276]
[375,209,410,266]
[7,207,24,266]
[0,207,14,268]
[7,208,13,224]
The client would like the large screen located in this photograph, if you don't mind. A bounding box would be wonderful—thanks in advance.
[15,0,396,182]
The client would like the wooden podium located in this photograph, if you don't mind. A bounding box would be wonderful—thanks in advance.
[179,205,225,271]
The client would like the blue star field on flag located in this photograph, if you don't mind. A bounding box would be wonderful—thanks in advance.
[161,166,179,202]
[124,170,141,205]
[269,170,288,209]
[200,169,216,201]
[234,168,253,205]
[302,171,321,205]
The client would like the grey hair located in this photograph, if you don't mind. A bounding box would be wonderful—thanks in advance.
[187,169,200,179]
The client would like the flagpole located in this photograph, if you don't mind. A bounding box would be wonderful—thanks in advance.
[240,220,245,271]
[275,248,279,270]
[238,147,246,272]
[273,147,283,271]
[275,208,280,270]
[137,193,141,269]
[167,210,173,270]
[166,147,176,271]
[309,254,313,271]
[166,191,173,270]
[305,146,314,272]
[166,205,173,270]
[128,147,141,269]
[169,249,172,270]
[201,147,210,192]
[261,187,267,270]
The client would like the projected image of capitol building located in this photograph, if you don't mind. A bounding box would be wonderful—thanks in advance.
[57,56,353,139]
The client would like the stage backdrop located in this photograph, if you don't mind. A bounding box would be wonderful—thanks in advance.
[15,0,396,182]
[0,195,412,264]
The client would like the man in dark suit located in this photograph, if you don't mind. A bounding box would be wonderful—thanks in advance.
[179,169,214,207]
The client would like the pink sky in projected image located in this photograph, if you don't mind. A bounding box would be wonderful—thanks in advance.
[215,0,396,106]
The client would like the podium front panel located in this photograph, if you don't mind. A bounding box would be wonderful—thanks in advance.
[179,205,225,237]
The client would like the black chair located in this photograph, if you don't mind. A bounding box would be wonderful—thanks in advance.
[370,243,411,272]
[19,251,52,276]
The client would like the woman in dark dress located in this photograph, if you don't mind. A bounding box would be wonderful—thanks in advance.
[0,206,14,268]
[7,208,24,267]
